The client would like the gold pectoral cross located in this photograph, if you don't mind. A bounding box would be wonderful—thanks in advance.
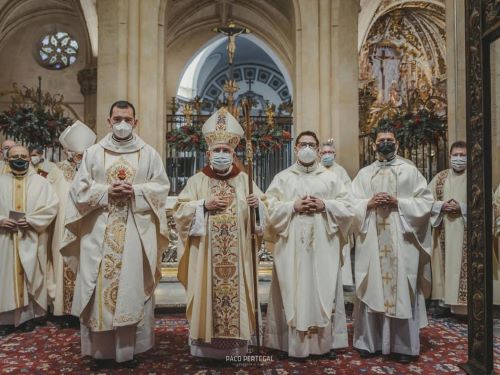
[382,272,393,285]
[384,300,396,311]
[380,245,392,258]
[377,218,390,231]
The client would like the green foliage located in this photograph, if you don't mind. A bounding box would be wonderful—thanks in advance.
[166,124,291,152]
[0,104,72,148]
[372,109,446,149]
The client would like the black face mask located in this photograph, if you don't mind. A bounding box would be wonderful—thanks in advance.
[9,158,30,172]
[377,141,396,160]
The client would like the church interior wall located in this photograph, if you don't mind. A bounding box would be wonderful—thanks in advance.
[0,15,87,124]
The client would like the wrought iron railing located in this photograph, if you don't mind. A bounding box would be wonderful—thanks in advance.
[165,114,293,194]
[359,130,448,181]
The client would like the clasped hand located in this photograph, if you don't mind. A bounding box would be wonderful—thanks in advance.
[441,199,461,216]
[109,181,134,200]
[367,192,398,210]
[293,195,325,214]
[0,218,30,232]
[204,194,259,211]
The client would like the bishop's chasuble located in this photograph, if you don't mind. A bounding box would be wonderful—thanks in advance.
[263,162,354,358]
[428,169,467,314]
[351,157,433,356]
[175,165,264,359]
[61,134,170,362]
[0,170,58,326]
[46,160,79,316]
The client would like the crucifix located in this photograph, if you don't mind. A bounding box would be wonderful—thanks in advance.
[213,21,250,67]
[373,48,397,99]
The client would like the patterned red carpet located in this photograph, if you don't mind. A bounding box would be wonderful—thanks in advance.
[0,314,498,374]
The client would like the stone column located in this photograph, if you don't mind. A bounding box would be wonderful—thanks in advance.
[294,0,359,176]
[77,66,97,131]
[95,0,166,155]
[445,0,466,145]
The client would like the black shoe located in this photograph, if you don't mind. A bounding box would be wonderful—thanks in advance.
[325,350,337,360]
[356,348,381,358]
[20,321,35,332]
[276,351,289,360]
[60,316,80,329]
[290,356,308,362]
[0,325,15,336]
[120,358,139,369]
[431,306,451,318]
[89,359,110,370]
[392,353,418,363]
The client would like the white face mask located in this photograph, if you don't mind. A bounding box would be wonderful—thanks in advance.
[450,155,467,172]
[31,156,42,166]
[112,120,134,139]
[297,146,317,164]
[210,151,233,171]
[321,154,335,167]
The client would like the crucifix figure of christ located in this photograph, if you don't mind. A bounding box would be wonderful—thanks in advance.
[213,21,251,65]
[372,48,397,101]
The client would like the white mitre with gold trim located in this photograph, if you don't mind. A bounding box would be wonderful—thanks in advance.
[60,120,96,153]
[202,107,244,149]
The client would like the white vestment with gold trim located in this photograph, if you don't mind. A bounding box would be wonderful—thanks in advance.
[351,157,432,356]
[61,134,170,362]
[0,171,58,326]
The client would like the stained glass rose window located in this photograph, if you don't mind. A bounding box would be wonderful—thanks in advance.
[38,32,78,70]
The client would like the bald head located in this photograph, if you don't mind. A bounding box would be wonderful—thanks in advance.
[1,139,16,160]
[8,145,29,160]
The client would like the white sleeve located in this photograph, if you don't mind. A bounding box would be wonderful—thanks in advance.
[188,199,206,236]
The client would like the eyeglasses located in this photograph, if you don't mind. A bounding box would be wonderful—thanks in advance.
[297,142,318,149]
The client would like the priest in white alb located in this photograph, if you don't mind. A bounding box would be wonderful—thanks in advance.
[175,107,265,359]
[351,124,433,363]
[320,141,354,288]
[428,141,467,317]
[264,131,354,359]
[46,121,96,328]
[0,145,58,335]
[61,100,170,368]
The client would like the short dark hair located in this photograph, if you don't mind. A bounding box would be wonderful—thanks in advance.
[295,131,320,147]
[29,146,44,154]
[374,122,396,139]
[109,100,136,118]
[450,140,466,154]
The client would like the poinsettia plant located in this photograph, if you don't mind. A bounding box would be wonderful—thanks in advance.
[0,106,72,148]
[166,124,292,152]
[372,109,446,150]
[0,81,73,148]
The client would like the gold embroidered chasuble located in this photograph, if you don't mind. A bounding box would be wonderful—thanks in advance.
[351,157,433,323]
[46,161,78,315]
[175,167,263,345]
[0,171,58,319]
[428,169,468,307]
[372,166,399,316]
[60,134,170,332]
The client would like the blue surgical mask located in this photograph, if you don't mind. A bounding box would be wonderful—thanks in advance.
[321,154,335,167]
[210,152,233,171]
